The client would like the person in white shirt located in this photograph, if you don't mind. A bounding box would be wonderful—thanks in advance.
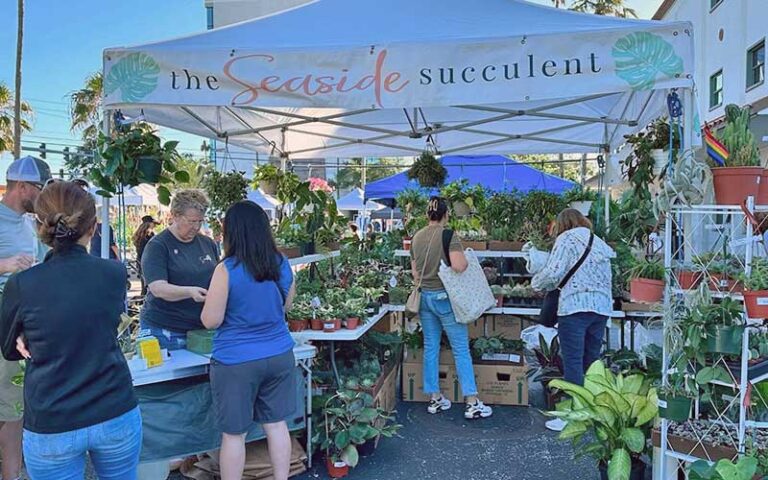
[530,208,615,432]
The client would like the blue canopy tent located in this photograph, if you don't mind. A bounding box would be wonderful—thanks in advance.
[364,155,576,204]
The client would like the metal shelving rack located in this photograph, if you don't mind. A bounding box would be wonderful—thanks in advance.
[659,199,768,478]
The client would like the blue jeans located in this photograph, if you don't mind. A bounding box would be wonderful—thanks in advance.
[24,406,142,480]
[420,290,478,397]
[139,319,187,350]
[558,312,607,386]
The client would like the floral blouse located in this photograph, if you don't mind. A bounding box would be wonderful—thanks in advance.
[530,227,615,317]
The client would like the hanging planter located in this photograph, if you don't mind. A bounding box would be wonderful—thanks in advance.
[651,149,668,175]
[452,200,471,217]
[253,164,282,195]
[136,156,163,183]
[705,325,743,355]
[407,151,446,188]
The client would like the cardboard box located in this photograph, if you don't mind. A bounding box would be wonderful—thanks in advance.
[474,363,529,406]
[485,315,531,340]
[373,312,403,333]
[402,362,461,403]
[467,318,487,339]
[403,346,454,365]
[373,363,399,415]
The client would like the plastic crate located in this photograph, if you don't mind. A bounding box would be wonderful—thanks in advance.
[187,329,214,355]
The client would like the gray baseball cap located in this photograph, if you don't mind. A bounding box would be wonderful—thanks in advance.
[6,156,52,186]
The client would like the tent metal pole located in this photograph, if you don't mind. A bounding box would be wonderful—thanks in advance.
[180,106,223,137]
[682,87,694,150]
[227,107,377,137]
[100,112,112,260]
[603,123,610,232]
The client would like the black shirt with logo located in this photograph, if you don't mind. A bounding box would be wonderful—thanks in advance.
[140,229,219,332]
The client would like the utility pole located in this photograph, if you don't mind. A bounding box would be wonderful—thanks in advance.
[13,0,24,158]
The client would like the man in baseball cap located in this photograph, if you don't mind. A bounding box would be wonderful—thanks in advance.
[0,155,51,480]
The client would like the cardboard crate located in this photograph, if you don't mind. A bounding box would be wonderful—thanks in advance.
[467,318,487,339]
[485,315,533,340]
[402,363,461,403]
[403,346,454,365]
[474,363,529,406]
[373,311,403,333]
[373,363,399,414]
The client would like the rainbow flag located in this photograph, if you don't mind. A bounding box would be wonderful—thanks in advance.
[704,125,728,166]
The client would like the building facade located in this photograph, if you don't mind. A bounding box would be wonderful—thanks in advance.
[204,0,313,29]
[655,0,768,155]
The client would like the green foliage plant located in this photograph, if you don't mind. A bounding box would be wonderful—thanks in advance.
[407,151,446,188]
[202,170,248,236]
[688,457,758,480]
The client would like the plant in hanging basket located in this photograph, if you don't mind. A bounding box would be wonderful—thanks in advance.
[87,124,189,205]
[628,258,666,303]
[709,104,763,205]
[439,179,487,217]
[407,151,446,188]
[738,257,768,320]
[563,186,599,216]
[545,361,657,480]
[252,163,282,194]
[202,170,248,236]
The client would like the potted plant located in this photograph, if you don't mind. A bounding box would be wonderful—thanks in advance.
[657,371,695,422]
[688,457,758,480]
[481,191,525,251]
[628,258,666,304]
[252,163,282,194]
[396,188,429,250]
[202,170,249,236]
[740,257,768,319]
[314,390,401,478]
[440,180,486,218]
[676,262,704,290]
[646,118,680,175]
[343,298,367,330]
[88,124,189,205]
[546,361,657,480]
[697,297,745,356]
[563,186,599,217]
[287,304,310,332]
[710,105,763,205]
[529,334,564,409]
[700,253,744,293]
[407,151,447,188]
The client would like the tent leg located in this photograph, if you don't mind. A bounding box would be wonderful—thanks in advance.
[682,87,694,150]
[100,112,112,260]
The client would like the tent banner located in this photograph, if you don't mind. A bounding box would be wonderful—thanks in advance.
[104,23,693,109]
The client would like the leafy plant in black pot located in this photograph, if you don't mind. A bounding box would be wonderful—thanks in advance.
[407,151,446,188]
[87,123,189,205]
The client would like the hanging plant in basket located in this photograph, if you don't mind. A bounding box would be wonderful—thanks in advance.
[87,123,189,205]
[407,151,446,188]
[202,170,248,236]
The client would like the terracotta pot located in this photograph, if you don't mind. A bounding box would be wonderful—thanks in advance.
[402,237,412,251]
[345,317,360,329]
[708,274,744,293]
[712,166,762,206]
[310,318,324,331]
[496,295,504,308]
[326,458,349,478]
[676,270,703,290]
[759,169,768,206]
[629,278,664,303]
[744,290,768,319]
[288,319,308,332]
[464,240,487,251]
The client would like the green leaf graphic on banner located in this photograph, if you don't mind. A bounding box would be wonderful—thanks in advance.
[105,53,160,102]
[612,32,683,91]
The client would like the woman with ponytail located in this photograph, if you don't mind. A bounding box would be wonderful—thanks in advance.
[0,182,140,479]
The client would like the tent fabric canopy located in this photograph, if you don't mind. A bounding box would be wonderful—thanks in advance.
[336,188,385,211]
[103,0,695,159]
[246,188,280,211]
[364,155,576,201]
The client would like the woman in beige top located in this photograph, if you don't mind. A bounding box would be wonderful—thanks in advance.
[410,197,493,420]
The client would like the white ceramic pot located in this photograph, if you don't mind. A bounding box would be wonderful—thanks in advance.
[651,149,669,175]
[569,200,592,216]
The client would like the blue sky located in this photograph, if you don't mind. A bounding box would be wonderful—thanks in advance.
[0,0,663,180]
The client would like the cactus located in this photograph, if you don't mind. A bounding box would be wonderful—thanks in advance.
[718,104,760,167]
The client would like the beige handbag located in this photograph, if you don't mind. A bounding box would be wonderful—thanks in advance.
[405,230,438,314]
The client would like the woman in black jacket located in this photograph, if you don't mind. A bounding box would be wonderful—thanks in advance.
[0,182,141,480]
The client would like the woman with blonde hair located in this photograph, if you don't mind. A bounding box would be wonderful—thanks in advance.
[140,189,219,349]
[531,208,615,432]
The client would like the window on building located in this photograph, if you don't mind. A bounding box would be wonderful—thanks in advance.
[206,6,214,30]
[747,40,765,89]
[710,0,723,10]
[710,70,723,108]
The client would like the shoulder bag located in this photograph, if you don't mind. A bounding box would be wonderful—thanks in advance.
[538,233,594,328]
[405,229,438,314]
[437,230,497,325]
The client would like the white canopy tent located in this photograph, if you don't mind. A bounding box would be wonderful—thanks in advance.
[336,188,385,212]
[246,188,280,215]
[99,0,697,256]
[102,0,696,159]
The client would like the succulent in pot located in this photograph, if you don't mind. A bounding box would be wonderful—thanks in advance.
[628,258,665,304]
[739,257,768,320]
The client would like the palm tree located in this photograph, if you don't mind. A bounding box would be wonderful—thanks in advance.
[69,72,103,146]
[13,0,24,158]
[570,0,638,18]
[0,82,31,155]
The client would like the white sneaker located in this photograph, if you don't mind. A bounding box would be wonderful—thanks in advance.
[427,395,452,414]
[464,400,493,419]
[545,418,567,432]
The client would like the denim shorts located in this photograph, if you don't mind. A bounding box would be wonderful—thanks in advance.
[139,319,187,350]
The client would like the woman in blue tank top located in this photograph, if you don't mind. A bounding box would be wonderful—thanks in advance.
[202,201,296,480]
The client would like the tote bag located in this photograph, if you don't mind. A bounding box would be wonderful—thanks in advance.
[438,248,496,325]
